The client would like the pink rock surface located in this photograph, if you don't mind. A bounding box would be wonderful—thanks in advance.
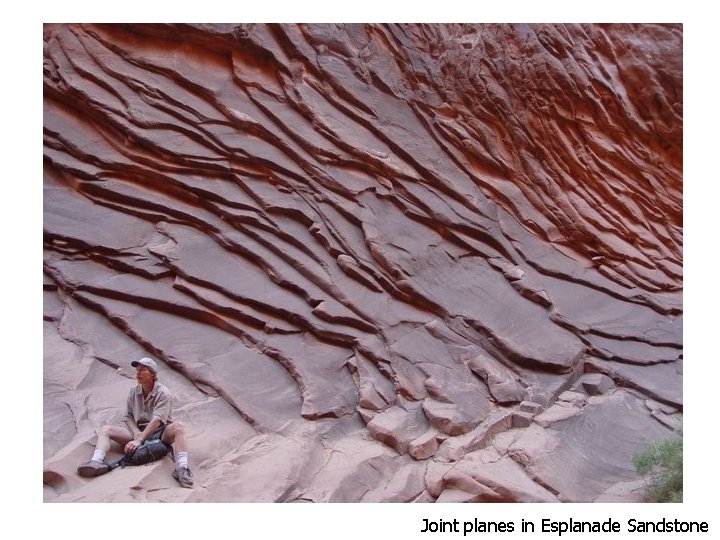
[44,23,682,502]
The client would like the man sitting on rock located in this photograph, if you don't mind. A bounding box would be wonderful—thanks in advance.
[77,357,194,488]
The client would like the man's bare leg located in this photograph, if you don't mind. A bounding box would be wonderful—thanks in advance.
[161,421,187,453]
[95,424,134,455]
[78,425,133,477]
[162,422,193,488]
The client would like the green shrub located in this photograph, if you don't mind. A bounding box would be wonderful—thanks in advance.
[633,428,683,502]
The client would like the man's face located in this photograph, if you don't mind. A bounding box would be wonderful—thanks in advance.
[136,366,154,386]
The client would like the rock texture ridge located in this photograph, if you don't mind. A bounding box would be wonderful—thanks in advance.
[43,23,682,503]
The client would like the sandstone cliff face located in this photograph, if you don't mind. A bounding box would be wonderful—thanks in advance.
[43,23,682,503]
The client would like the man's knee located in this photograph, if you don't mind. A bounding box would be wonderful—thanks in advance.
[162,421,185,443]
[98,424,131,444]
[168,421,186,439]
[97,424,115,437]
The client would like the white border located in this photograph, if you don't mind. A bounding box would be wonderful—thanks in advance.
[17,2,714,538]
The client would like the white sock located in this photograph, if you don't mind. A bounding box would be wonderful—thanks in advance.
[91,449,107,463]
[176,452,188,469]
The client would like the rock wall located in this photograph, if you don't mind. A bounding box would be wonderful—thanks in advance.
[43,23,682,502]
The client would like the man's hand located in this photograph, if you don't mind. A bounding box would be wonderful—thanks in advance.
[124,439,142,454]
[125,418,160,454]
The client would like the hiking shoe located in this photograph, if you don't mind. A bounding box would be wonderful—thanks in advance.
[77,460,110,478]
[172,466,194,488]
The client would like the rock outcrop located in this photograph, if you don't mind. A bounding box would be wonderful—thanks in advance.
[43,23,682,502]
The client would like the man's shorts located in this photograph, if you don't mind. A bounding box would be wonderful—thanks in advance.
[130,422,168,442]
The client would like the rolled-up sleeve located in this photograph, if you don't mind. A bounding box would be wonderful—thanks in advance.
[121,388,135,423]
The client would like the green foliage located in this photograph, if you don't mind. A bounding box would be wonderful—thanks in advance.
[633,428,683,503]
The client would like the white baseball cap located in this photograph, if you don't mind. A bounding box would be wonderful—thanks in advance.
[131,357,158,374]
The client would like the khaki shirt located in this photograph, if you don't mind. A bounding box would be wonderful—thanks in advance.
[122,382,173,428]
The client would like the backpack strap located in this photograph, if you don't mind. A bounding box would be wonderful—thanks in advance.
[108,455,127,470]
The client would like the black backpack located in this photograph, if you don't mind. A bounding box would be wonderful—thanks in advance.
[111,438,172,469]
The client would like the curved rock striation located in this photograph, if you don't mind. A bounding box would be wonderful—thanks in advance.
[43,23,682,502]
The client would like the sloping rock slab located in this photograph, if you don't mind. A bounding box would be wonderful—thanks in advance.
[516,390,674,502]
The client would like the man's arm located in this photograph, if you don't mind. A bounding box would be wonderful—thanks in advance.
[124,418,163,454]
[121,388,137,429]
[124,418,142,440]
[137,418,162,443]
[150,387,172,424]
